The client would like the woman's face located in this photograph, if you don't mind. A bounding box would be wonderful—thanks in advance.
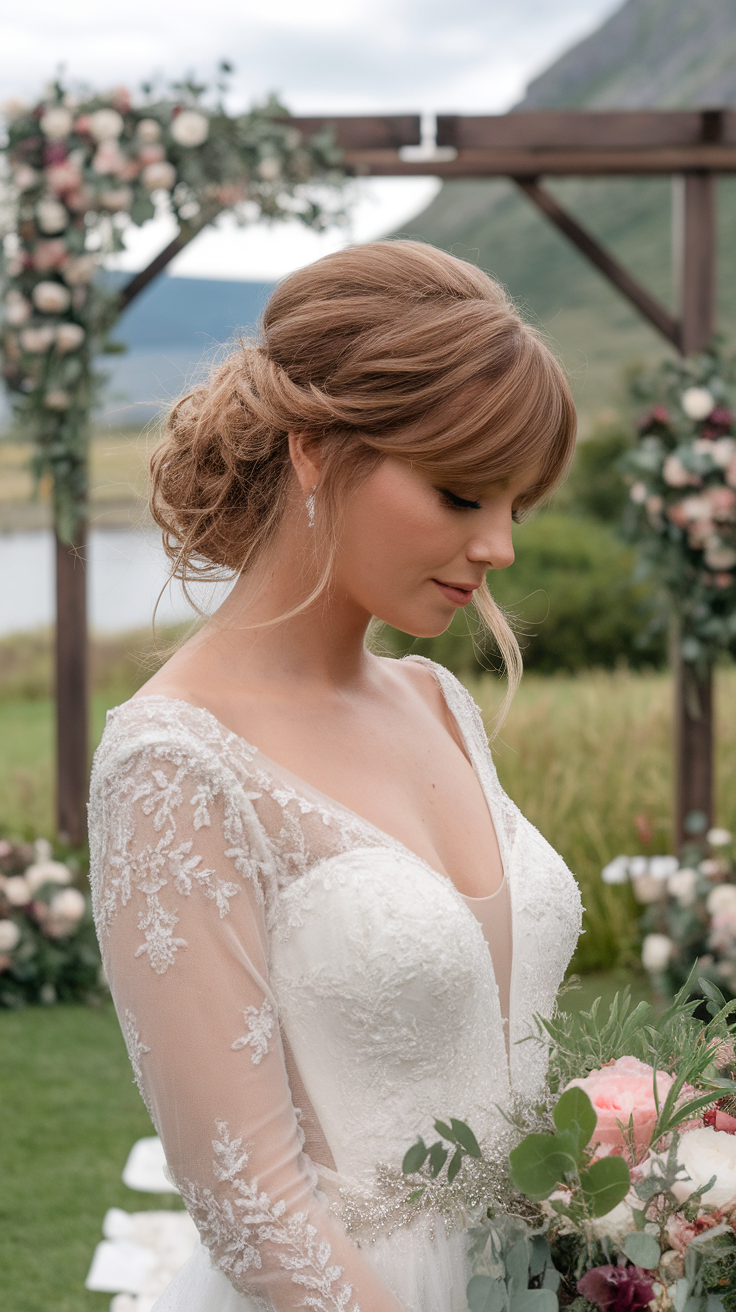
[331,455,537,637]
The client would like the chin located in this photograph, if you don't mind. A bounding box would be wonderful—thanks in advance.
[374,608,455,640]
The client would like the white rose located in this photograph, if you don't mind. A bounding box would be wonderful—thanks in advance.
[5,292,31,326]
[63,254,98,286]
[709,828,733,847]
[257,156,281,181]
[55,323,85,353]
[32,281,71,314]
[49,887,86,922]
[671,1127,736,1208]
[667,868,699,906]
[25,860,72,894]
[40,106,73,139]
[663,454,692,487]
[0,919,21,952]
[89,108,124,141]
[707,885,736,916]
[649,855,679,880]
[713,439,736,470]
[20,325,55,353]
[682,387,715,421]
[589,1195,637,1244]
[171,110,209,147]
[629,481,648,504]
[629,855,649,878]
[4,876,31,906]
[705,541,736,570]
[136,117,162,142]
[142,161,176,191]
[14,164,39,190]
[36,198,68,234]
[642,932,674,972]
[601,855,630,885]
[44,390,71,411]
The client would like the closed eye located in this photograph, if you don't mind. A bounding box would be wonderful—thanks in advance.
[437,487,482,511]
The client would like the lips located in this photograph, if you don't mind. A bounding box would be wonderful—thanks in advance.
[433,579,479,606]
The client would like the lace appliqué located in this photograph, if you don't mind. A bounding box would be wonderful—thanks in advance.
[177,1121,359,1312]
[232,999,276,1065]
[122,1007,156,1125]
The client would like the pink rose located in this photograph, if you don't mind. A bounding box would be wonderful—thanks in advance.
[565,1056,674,1158]
[707,486,736,519]
[666,1210,726,1255]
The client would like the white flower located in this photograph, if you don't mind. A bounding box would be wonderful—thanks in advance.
[36,198,68,234]
[63,254,98,286]
[601,855,630,885]
[25,860,72,894]
[44,390,72,411]
[708,828,732,847]
[642,932,674,972]
[4,876,31,906]
[55,323,85,353]
[630,481,648,504]
[20,325,55,353]
[704,541,736,570]
[707,885,736,916]
[667,868,698,906]
[0,919,20,952]
[32,281,71,314]
[136,117,162,142]
[589,1195,637,1244]
[713,439,736,469]
[34,838,52,862]
[632,874,666,904]
[682,387,715,421]
[98,186,133,212]
[14,164,38,191]
[49,887,86,923]
[258,156,281,180]
[40,106,73,139]
[629,856,649,878]
[649,855,679,880]
[142,161,176,191]
[5,292,31,326]
[88,108,124,141]
[663,454,692,487]
[671,1127,736,1208]
[3,97,29,121]
[171,110,209,147]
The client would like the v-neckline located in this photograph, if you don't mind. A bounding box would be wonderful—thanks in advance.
[125,657,509,906]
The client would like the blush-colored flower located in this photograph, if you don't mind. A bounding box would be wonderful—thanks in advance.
[45,158,82,195]
[44,390,72,411]
[663,455,694,487]
[667,868,698,906]
[137,143,165,165]
[0,919,20,952]
[713,438,736,469]
[682,387,715,421]
[63,254,98,286]
[707,486,736,519]
[88,108,124,141]
[92,141,128,176]
[25,860,72,893]
[171,109,209,147]
[55,323,85,353]
[142,160,176,190]
[136,117,162,142]
[14,164,39,190]
[32,280,71,314]
[707,885,736,916]
[642,933,674,974]
[666,1210,729,1254]
[4,876,32,906]
[4,291,31,325]
[98,186,133,212]
[40,106,73,139]
[671,1126,736,1209]
[33,239,68,271]
[20,325,55,353]
[708,828,732,847]
[565,1055,674,1157]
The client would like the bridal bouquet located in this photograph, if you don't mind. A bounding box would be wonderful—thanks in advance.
[403,978,736,1312]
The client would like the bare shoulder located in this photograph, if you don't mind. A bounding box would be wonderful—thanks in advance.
[377,655,462,741]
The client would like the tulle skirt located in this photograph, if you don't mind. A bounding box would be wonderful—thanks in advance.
[152,1212,470,1312]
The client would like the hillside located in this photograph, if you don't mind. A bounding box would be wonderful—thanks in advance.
[397,0,736,427]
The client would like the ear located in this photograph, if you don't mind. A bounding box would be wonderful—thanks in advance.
[288,432,321,494]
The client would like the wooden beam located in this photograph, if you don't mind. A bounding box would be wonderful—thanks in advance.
[55,528,88,847]
[437,109,731,151]
[341,144,736,177]
[283,114,421,150]
[675,653,714,852]
[675,172,717,355]
[513,177,680,347]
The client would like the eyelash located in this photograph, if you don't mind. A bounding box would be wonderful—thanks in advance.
[438,487,482,511]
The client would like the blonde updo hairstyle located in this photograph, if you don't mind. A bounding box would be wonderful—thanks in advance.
[150,240,576,711]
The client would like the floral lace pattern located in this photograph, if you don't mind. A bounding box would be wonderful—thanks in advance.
[232,1000,276,1066]
[121,1007,156,1125]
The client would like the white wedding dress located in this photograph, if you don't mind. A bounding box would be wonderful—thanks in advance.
[88,657,582,1312]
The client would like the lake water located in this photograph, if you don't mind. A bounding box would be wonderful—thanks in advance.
[0,528,233,637]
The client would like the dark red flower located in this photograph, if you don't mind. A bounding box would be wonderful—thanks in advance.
[703,1100,736,1133]
[578,1265,655,1312]
[43,142,68,166]
[637,406,670,435]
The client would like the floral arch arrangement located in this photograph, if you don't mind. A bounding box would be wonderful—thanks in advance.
[0,72,346,540]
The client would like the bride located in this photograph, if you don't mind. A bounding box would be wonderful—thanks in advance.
[88,240,582,1312]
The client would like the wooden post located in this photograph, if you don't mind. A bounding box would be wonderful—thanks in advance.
[55,526,88,847]
[673,171,717,851]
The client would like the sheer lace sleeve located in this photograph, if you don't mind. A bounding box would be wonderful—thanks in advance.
[89,705,407,1312]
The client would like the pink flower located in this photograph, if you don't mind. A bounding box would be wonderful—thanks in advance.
[565,1056,674,1157]
[726,456,736,490]
[707,486,736,519]
[45,159,82,195]
[578,1265,655,1312]
[666,1210,726,1254]
[32,239,68,270]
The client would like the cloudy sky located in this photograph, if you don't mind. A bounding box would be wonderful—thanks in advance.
[3,0,622,277]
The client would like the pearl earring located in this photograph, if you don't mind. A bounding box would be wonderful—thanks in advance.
[305,485,316,529]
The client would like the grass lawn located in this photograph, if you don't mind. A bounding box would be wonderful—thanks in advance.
[1,973,651,1312]
[0,1003,184,1312]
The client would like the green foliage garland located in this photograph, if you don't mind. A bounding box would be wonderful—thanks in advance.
[0,73,346,540]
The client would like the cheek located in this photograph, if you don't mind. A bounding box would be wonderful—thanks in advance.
[342,477,446,580]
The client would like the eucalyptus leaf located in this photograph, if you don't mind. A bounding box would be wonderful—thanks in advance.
[622,1232,660,1270]
[509,1134,578,1201]
[434,1119,457,1143]
[402,1138,428,1174]
[467,1275,508,1312]
[447,1146,463,1183]
[506,1240,530,1293]
[510,1292,558,1312]
[529,1236,551,1280]
[451,1118,482,1158]
[552,1087,597,1160]
[579,1155,631,1217]
[428,1141,448,1177]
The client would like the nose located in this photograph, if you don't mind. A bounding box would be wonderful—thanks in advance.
[467,512,515,572]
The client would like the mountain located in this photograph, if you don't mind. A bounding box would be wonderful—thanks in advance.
[396,0,736,428]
